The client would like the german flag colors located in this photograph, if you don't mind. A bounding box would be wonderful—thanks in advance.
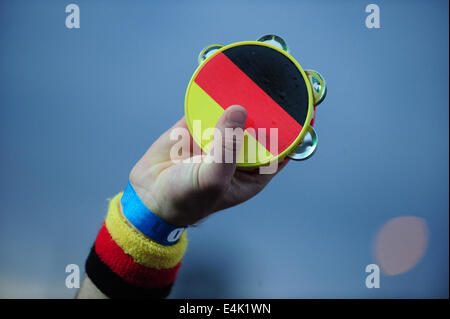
[185,42,313,167]
[85,193,188,298]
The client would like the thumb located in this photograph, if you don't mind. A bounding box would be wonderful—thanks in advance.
[198,105,247,190]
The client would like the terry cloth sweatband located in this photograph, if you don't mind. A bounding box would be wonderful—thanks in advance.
[121,182,187,246]
[94,223,182,288]
[105,193,187,269]
[85,193,188,298]
[86,246,173,299]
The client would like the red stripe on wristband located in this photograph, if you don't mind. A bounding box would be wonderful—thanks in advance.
[94,223,182,289]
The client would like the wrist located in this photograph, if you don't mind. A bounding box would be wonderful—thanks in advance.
[120,181,187,246]
[129,179,197,227]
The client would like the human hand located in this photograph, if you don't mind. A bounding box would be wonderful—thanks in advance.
[128,105,288,226]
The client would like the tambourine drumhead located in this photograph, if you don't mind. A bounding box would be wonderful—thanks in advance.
[185,41,314,168]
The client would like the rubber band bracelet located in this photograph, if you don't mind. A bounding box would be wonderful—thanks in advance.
[120,182,187,246]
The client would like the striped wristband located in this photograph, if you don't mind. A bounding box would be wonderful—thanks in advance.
[121,182,187,246]
[86,193,188,299]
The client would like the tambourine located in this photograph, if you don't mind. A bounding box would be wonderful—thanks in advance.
[184,35,327,168]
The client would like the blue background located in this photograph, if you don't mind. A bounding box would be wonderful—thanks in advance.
[0,0,448,298]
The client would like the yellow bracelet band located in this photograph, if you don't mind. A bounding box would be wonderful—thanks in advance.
[104,193,188,270]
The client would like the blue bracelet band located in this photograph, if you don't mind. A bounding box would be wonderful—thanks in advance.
[120,182,186,246]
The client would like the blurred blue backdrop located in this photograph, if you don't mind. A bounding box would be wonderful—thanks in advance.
[0,0,448,298]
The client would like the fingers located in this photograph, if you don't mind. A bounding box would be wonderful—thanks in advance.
[198,105,248,190]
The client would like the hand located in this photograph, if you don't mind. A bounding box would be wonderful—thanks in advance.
[128,105,289,226]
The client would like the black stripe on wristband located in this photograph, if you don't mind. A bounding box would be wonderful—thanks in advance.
[85,246,173,299]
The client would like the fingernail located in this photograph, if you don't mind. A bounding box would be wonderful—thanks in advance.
[227,110,247,127]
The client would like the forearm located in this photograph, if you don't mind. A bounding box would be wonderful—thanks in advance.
[78,193,187,299]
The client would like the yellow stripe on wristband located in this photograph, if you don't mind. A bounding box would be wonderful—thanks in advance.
[104,193,188,270]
